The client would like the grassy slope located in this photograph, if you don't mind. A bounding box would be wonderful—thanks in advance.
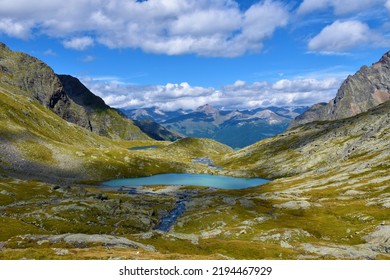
[0,84,230,183]
[220,100,390,180]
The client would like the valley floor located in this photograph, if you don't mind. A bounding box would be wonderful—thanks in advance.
[0,165,389,260]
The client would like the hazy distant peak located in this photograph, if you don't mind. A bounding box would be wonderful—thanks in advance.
[196,104,219,115]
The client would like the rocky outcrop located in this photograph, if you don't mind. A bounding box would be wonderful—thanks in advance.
[58,75,149,140]
[290,103,327,127]
[18,234,157,252]
[57,75,108,111]
[291,51,390,127]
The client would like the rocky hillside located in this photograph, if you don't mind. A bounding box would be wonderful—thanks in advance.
[221,99,390,179]
[0,43,148,141]
[59,74,150,140]
[291,51,390,127]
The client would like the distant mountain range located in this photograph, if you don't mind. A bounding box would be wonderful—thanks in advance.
[122,105,308,148]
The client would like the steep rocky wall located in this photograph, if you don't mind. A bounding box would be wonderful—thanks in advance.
[291,51,390,127]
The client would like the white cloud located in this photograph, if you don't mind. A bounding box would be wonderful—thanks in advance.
[308,20,372,52]
[82,55,96,62]
[331,0,384,15]
[0,18,31,39]
[386,0,390,11]
[297,0,384,15]
[43,49,56,56]
[81,76,342,111]
[0,0,289,57]
[233,80,246,87]
[297,0,329,15]
[63,36,94,50]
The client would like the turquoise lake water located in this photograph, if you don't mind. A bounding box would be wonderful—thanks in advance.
[101,173,269,190]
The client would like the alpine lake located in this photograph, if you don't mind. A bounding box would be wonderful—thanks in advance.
[101,173,269,190]
[101,173,269,231]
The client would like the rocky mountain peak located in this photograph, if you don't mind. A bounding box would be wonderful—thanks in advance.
[290,51,390,127]
[196,104,219,115]
[0,42,9,51]
[0,42,70,116]
[377,50,390,64]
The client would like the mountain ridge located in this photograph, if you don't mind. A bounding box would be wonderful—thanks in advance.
[290,51,390,127]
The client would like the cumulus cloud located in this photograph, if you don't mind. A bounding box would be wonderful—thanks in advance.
[308,20,373,52]
[0,0,289,57]
[0,18,31,39]
[81,76,342,111]
[386,0,390,11]
[63,36,94,50]
[297,0,384,15]
[297,0,329,15]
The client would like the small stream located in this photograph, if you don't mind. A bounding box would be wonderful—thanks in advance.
[154,198,187,231]
[192,157,223,170]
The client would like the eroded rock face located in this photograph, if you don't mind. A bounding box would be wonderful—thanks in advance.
[0,43,90,130]
[363,225,390,245]
[291,51,390,127]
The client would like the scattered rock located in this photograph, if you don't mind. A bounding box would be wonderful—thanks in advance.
[95,193,108,201]
[239,199,255,208]
[301,243,377,259]
[20,234,157,252]
[280,241,293,249]
[201,229,222,239]
[53,248,69,256]
[344,190,365,196]
[140,231,154,240]
[241,220,254,226]
[254,216,270,223]
[37,240,49,245]
[51,204,86,213]
[363,225,390,245]
[0,190,14,196]
[167,233,199,244]
[222,196,236,206]
[254,229,311,242]
[274,200,311,210]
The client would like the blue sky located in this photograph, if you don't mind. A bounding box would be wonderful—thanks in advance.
[1,0,390,110]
